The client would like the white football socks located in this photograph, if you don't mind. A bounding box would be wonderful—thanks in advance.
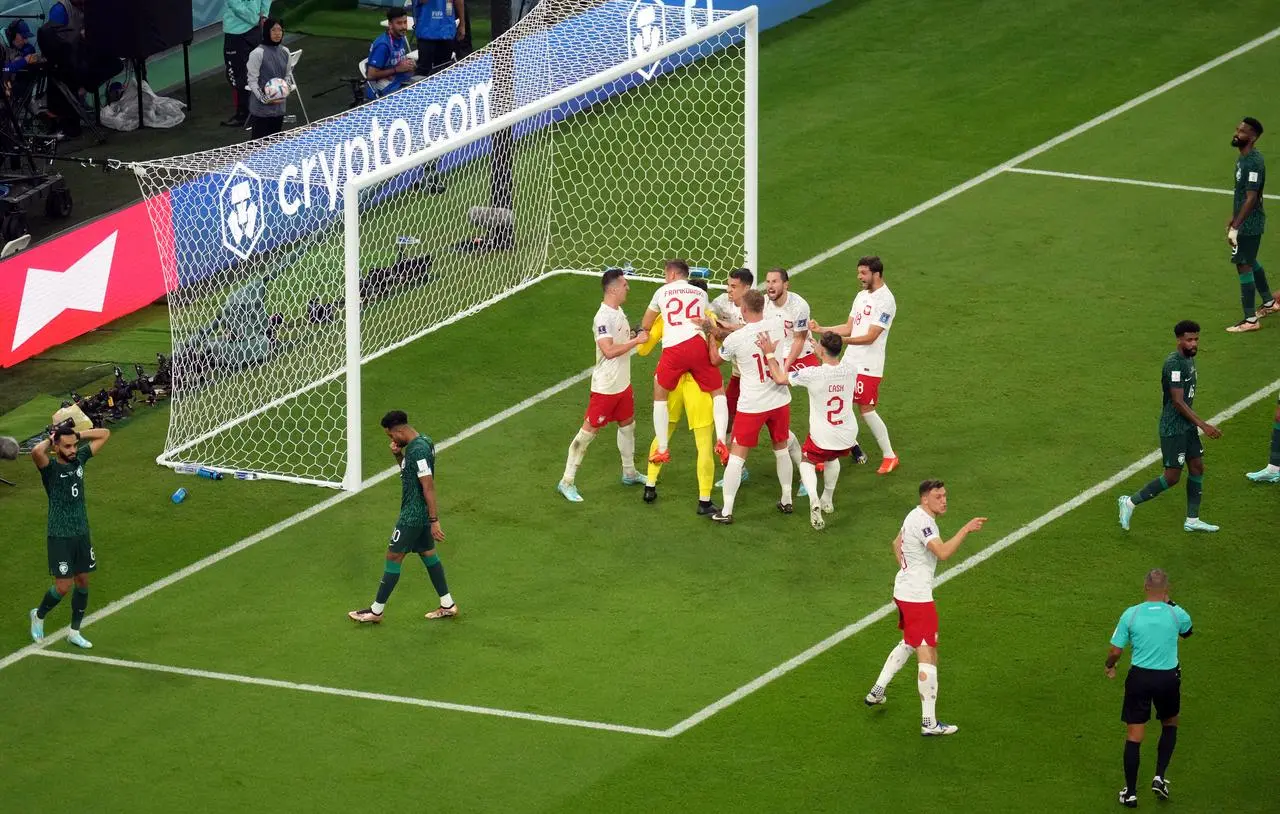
[721,454,746,515]
[562,428,595,483]
[862,410,895,458]
[653,401,670,452]
[712,394,729,444]
[775,447,793,503]
[874,641,914,690]
[918,662,939,724]
[617,423,637,474]
[798,461,820,508]
[822,459,841,501]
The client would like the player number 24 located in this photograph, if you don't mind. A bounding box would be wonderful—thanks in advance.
[665,297,704,327]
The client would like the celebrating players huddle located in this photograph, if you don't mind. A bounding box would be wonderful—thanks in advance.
[558,257,901,530]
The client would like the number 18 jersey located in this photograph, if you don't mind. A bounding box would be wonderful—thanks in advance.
[647,281,709,348]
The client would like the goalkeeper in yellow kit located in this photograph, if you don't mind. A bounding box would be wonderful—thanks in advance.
[637,279,720,516]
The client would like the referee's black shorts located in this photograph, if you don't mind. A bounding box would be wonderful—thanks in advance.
[1121,666,1181,724]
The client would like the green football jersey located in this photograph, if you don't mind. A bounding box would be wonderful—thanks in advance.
[398,435,436,526]
[1158,351,1197,437]
[41,444,92,536]
[1234,149,1266,235]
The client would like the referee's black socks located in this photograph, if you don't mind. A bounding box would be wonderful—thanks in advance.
[1124,739,1141,793]
[1156,725,1178,778]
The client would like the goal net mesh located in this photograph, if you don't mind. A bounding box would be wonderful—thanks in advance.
[133,0,747,487]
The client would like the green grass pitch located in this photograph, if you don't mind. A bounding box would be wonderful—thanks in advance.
[2,0,1280,811]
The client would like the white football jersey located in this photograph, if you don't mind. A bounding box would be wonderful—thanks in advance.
[764,290,814,359]
[647,281,709,348]
[847,285,896,377]
[893,506,942,603]
[590,303,632,395]
[718,317,790,413]
[709,293,744,376]
[789,360,858,451]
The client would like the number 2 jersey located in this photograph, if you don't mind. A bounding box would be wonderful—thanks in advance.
[647,281,709,348]
[789,360,858,451]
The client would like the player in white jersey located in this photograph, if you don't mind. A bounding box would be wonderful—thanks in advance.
[705,288,793,523]
[764,267,828,499]
[812,255,899,474]
[640,260,731,466]
[760,330,858,530]
[864,479,986,735]
[705,268,754,487]
[557,269,649,502]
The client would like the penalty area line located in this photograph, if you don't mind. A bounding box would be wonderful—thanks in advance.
[662,376,1280,737]
[30,650,669,738]
[0,369,594,675]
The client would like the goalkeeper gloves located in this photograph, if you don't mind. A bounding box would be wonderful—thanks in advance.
[1228,227,1239,248]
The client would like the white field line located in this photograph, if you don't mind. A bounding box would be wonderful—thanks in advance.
[1007,166,1280,200]
[663,376,1280,736]
[30,650,668,737]
[788,25,1280,277]
[5,25,1278,735]
[0,368,593,674]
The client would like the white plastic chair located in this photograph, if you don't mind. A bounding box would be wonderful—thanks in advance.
[286,48,309,124]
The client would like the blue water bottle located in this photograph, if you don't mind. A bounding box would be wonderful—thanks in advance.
[690,266,711,279]
[196,466,223,480]
[171,488,188,504]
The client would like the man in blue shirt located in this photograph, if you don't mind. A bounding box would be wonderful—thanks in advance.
[366,8,416,100]
[222,1,272,127]
[413,0,466,76]
[1106,569,1194,808]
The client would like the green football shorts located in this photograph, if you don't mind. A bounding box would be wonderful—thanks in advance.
[1160,430,1203,469]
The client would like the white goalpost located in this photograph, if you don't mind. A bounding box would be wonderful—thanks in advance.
[133,1,758,490]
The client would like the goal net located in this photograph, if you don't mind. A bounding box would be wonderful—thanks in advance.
[133,0,756,489]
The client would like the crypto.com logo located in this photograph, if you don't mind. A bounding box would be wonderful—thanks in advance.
[628,0,667,80]
[221,163,265,260]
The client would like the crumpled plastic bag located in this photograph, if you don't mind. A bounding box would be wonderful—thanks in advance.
[100,79,186,131]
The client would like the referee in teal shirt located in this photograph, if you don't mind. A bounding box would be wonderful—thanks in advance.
[1105,568,1193,808]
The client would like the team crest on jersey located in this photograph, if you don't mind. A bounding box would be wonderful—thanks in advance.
[863,305,872,314]
[75,466,83,477]
[58,562,68,575]
[1177,453,1186,465]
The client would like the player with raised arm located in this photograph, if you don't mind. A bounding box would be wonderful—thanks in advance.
[349,411,457,623]
[641,260,730,465]
[864,480,986,735]
[707,268,753,487]
[760,330,858,530]
[1118,321,1221,533]
[28,422,111,648]
[707,288,793,523]
[637,277,720,515]
[557,268,648,502]
[812,256,898,474]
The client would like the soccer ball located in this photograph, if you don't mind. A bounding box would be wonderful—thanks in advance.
[263,77,291,102]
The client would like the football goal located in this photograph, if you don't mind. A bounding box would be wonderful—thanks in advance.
[132,0,758,490]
